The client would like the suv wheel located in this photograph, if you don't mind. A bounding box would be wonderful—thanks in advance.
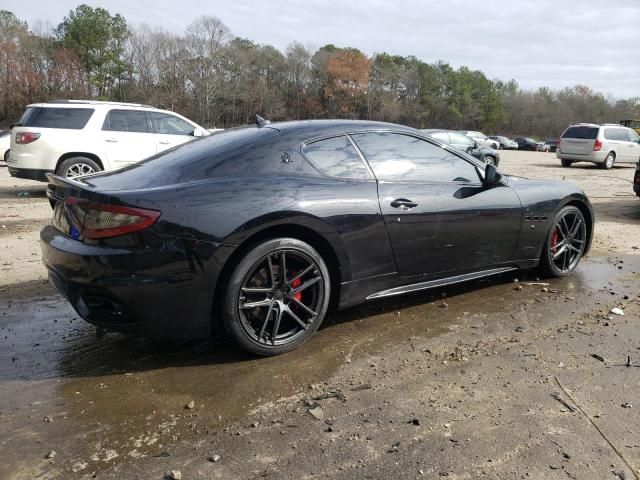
[601,152,615,170]
[223,238,331,356]
[57,157,101,179]
[561,159,572,168]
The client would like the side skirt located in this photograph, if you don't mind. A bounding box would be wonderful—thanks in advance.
[366,266,518,300]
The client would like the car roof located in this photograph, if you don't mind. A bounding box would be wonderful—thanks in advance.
[28,99,155,109]
[263,119,418,142]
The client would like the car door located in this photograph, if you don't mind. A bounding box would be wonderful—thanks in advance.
[149,112,199,154]
[350,132,522,279]
[101,109,156,169]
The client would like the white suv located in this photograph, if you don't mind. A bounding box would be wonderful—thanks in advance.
[7,100,210,181]
[557,123,640,169]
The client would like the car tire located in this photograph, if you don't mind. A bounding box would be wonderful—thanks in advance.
[56,157,101,179]
[561,160,572,168]
[3,150,9,162]
[222,238,331,356]
[601,152,615,170]
[539,205,587,277]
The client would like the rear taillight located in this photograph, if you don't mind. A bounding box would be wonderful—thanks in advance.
[15,132,41,144]
[593,138,602,151]
[64,197,161,239]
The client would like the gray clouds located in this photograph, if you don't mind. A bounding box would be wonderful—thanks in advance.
[10,0,640,97]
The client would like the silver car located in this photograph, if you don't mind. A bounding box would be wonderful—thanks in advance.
[557,123,640,169]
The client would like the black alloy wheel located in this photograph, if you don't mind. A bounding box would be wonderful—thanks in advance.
[223,238,330,356]
[540,206,587,277]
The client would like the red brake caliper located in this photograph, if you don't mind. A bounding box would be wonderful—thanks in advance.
[291,278,302,301]
[550,229,559,254]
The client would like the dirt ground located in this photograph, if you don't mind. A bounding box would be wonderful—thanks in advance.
[0,151,639,480]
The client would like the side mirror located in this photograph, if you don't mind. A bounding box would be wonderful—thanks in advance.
[483,163,502,185]
[192,129,204,137]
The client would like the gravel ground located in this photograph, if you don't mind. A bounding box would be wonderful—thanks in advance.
[0,151,639,480]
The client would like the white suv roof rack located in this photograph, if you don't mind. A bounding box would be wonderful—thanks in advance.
[45,99,155,108]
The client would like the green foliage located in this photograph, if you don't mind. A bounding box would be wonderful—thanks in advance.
[55,4,130,97]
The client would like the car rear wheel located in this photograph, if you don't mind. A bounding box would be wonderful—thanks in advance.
[539,206,587,277]
[561,159,572,168]
[57,157,101,179]
[223,238,331,356]
[601,152,615,170]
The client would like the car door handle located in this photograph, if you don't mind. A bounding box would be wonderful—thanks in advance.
[105,138,117,143]
[390,198,418,210]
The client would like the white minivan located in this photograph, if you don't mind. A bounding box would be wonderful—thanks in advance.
[556,123,640,169]
[7,100,210,181]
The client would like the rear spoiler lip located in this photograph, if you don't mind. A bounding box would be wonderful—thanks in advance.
[45,173,93,202]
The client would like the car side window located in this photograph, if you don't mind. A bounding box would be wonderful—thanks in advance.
[628,129,640,143]
[430,132,451,144]
[449,132,475,147]
[302,135,371,180]
[351,132,479,183]
[102,110,149,133]
[149,112,195,136]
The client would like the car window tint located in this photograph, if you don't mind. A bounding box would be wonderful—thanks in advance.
[628,129,640,142]
[302,135,370,179]
[562,126,598,139]
[449,132,475,146]
[102,110,148,133]
[19,107,94,129]
[150,112,194,135]
[351,132,479,183]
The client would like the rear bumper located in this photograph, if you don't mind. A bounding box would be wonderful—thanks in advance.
[40,225,223,339]
[556,151,607,163]
[8,167,53,181]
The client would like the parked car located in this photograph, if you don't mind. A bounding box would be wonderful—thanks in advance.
[541,140,558,152]
[634,162,640,197]
[459,130,500,150]
[7,100,210,181]
[514,137,539,151]
[421,129,500,166]
[488,136,518,150]
[556,123,640,169]
[42,119,593,356]
[0,130,10,162]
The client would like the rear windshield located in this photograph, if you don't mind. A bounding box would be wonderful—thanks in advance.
[562,126,598,139]
[19,107,94,130]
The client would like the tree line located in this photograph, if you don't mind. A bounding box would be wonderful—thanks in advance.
[1,6,638,138]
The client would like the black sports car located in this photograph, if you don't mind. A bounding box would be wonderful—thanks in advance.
[41,119,594,356]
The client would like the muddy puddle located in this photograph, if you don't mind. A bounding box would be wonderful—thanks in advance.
[0,253,637,477]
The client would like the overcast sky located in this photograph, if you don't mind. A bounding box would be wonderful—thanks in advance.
[9,0,640,98]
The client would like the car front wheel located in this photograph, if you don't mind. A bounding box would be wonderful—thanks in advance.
[540,205,587,277]
[223,238,331,356]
